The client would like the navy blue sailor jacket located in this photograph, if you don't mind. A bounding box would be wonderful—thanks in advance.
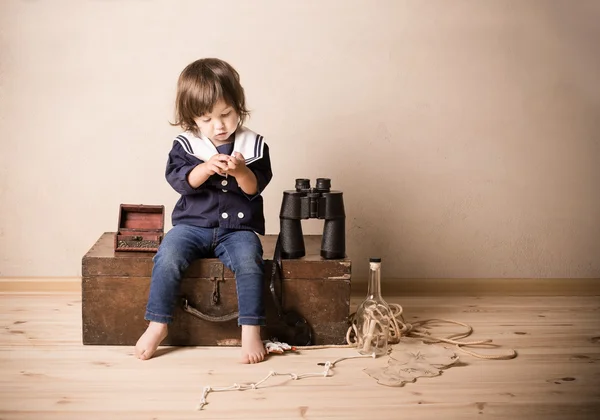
[165,126,272,235]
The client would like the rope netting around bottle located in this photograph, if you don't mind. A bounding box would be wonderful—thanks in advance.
[296,303,517,360]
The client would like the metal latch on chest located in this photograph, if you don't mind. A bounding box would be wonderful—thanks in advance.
[181,262,239,323]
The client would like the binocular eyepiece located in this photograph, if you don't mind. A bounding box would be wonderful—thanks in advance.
[294,178,331,193]
[279,178,345,259]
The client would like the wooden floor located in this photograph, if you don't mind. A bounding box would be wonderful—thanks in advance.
[1,291,599,420]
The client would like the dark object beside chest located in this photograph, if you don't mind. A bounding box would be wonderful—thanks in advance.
[82,232,351,346]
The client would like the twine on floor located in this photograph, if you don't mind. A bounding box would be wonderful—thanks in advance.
[196,353,375,410]
[297,302,517,360]
[196,301,516,410]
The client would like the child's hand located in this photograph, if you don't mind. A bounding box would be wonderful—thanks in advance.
[226,152,258,194]
[204,154,230,176]
[224,152,247,177]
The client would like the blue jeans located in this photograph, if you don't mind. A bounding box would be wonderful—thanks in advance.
[145,224,265,326]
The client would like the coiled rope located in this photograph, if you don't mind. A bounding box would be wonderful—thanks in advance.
[297,302,517,360]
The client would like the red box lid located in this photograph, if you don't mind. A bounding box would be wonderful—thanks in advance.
[117,204,165,232]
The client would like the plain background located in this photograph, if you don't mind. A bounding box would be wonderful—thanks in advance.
[0,0,598,281]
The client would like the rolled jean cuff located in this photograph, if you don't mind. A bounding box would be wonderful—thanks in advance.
[238,316,266,326]
[145,310,173,325]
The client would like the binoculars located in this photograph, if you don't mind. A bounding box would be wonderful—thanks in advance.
[279,178,345,259]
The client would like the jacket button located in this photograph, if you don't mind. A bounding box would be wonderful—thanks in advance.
[221,180,228,186]
[237,212,244,219]
[221,212,228,219]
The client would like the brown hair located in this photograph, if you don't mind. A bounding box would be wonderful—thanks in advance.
[171,58,250,135]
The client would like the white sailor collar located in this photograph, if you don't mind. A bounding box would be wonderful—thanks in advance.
[174,126,265,164]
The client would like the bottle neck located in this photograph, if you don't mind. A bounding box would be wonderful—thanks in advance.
[367,262,382,300]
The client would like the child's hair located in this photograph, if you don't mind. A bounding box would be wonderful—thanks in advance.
[171,58,250,135]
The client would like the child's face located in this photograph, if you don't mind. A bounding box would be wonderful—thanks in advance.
[194,99,239,143]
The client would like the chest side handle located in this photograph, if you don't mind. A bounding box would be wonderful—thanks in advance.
[182,297,239,323]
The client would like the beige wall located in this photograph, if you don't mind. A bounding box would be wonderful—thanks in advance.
[0,0,598,279]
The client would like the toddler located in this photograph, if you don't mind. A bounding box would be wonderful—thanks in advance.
[135,58,272,364]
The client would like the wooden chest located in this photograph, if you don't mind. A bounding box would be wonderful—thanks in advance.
[81,232,352,346]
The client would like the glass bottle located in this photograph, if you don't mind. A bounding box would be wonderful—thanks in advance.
[355,257,392,356]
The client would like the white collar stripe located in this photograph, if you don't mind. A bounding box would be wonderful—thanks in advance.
[176,135,193,154]
[245,135,263,165]
[173,126,264,164]
[253,134,261,158]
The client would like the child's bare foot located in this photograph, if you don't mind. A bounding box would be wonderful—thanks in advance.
[241,325,266,364]
[135,321,168,360]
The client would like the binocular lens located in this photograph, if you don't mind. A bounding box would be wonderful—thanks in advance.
[294,178,331,192]
[315,178,331,191]
[295,178,311,192]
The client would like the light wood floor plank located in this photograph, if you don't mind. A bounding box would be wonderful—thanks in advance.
[0,292,599,419]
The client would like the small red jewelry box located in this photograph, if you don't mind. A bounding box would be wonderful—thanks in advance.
[113,204,165,252]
